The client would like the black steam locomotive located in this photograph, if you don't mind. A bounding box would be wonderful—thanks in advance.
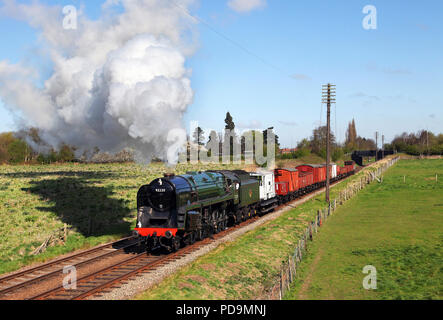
[135,170,264,252]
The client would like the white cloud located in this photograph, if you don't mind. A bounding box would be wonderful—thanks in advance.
[228,0,266,13]
[291,74,311,81]
[365,62,412,75]
[0,0,197,164]
[279,120,297,127]
[349,92,380,100]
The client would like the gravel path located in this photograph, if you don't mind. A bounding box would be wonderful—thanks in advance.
[93,183,341,300]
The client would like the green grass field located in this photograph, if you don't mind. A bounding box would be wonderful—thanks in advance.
[135,158,389,300]
[0,162,244,275]
[285,159,442,300]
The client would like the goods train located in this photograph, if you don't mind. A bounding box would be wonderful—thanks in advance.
[134,161,356,252]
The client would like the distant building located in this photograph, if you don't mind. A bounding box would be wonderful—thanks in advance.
[280,148,298,155]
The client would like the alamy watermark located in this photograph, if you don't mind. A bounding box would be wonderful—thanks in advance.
[62,5,77,30]
[362,5,377,30]
[166,121,276,169]
[63,265,77,290]
[362,265,377,290]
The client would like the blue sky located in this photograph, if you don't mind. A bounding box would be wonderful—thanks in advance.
[0,0,442,147]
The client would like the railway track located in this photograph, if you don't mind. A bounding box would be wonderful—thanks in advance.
[32,176,348,300]
[0,216,261,300]
[30,217,261,300]
[0,236,138,299]
[0,167,368,300]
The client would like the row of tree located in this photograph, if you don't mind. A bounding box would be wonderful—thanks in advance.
[277,119,442,162]
[0,131,81,164]
[190,112,280,161]
[0,116,441,165]
[344,119,377,152]
[279,125,345,162]
[0,129,135,164]
[384,131,443,155]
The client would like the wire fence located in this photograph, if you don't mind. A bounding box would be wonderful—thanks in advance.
[268,156,400,300]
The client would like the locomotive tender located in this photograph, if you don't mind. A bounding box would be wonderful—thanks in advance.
[135,162,355,252]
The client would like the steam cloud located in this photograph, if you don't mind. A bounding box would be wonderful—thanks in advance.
[0,0,196,164]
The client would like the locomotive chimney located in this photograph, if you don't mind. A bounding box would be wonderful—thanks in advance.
[164,173,175,178]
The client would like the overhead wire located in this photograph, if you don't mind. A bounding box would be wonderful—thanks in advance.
[169,0,294,80]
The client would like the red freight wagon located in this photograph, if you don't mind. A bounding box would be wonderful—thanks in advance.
[275,180,289,196]
[274,168,299,196]
[296,164,326,184]
[336,165,344,176]
[298,171,314,189]
[344,161,355,173]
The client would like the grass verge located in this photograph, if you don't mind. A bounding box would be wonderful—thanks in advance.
[285,159,442,300]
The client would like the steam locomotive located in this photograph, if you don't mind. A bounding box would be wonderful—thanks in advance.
[134,162,355,252]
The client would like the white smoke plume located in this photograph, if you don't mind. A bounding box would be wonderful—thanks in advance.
[0,0,196,164]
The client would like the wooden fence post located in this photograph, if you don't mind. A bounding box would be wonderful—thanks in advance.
[289,256,293,283]
[309,223,313,240]
[63,223,67,243]
[300,240,304,257]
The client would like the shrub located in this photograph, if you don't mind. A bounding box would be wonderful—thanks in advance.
[7,140,29,164]
[332,148,344,162]
[58,144,75,162]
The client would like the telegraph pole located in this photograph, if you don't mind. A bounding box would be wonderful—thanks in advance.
[375,131,379,161]
[322,83,336,203]
[382,134,385,159]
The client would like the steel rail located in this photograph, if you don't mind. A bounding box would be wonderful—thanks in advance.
[0,236,136,297]
[30,220,254,300]
[0,241,138,297]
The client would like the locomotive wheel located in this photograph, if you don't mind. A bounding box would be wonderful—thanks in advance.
[242,209,247,221]
[235,212,241,224]
[172,237,181,252]
[211,210,220,234]
[196,229,204,241]
[190,232,196,244]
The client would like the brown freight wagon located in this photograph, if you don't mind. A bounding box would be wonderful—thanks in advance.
[296,164,326,185]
